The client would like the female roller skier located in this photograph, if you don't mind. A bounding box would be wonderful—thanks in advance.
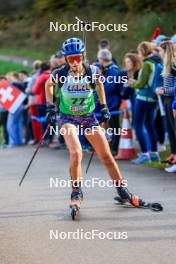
[45,38,162,219]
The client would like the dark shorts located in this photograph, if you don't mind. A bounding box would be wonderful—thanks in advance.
[58,112,99,129]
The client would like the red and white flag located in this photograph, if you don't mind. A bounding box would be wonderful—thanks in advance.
[0,79,26,114]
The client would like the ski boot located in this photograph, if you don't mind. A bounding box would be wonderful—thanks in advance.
[70,186,83,220]
[114,184,163,212]
[115,184,145,207]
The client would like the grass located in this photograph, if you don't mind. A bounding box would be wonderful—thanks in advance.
[144,145,170,170]
[0,60,32,75]
[0,127,4,145]
[0,48,49,61]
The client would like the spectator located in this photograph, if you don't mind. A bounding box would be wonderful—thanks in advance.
[55,50,66,67]
[25,60,42,144]
[0,104,8,146]
[48,51,66,149]
[172,76,176,118]
[128,41,160,164]
[122,53,142,123]
[50,55,59,70]
[150,40,167,152]
[96,49,123,155]
[19,70,31,89]
[124,53,141,80]
[18,70,32,144]
[172,49,176,118]
[30,61,50,143]
[0,77,8,146]
[156,40,176,172]
[6,72,24,147]
[26,60,42,98]
[152,35,167,53]
[94,39,118,66]
[171,34,176,52]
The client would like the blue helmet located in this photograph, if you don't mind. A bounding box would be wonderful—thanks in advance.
[62,38,85,56]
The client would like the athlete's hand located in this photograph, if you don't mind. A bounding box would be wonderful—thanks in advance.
[46,103,56,125]
[128,78,135,86]
[155,87,164,95]
[173,109,176,119]
[100,104,111,123]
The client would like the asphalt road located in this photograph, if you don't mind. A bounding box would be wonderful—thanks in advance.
[0,146,176,264]
[0,55,33,66]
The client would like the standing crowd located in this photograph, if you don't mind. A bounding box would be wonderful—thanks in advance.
[0,34,176,173]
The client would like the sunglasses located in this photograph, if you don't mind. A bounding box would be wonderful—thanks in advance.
[67,55,83,64]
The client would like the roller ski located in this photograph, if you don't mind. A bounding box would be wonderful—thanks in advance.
[70,186,83,220]
[114,184,163,212]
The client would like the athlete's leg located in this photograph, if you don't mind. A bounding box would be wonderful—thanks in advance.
[85,126,122,182]
[62,123,83,182]
[61,123,83,214]
[85,126,145,207]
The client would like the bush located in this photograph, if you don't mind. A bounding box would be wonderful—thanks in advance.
[34,0,77,11]
[124,0,176,11]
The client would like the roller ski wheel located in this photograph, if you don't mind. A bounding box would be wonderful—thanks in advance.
[70,189,83,220]
[70,200,81,220]
[70,201,80,220]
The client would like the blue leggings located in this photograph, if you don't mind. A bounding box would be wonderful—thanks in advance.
[134,99,157,153]
[7,105,23,145]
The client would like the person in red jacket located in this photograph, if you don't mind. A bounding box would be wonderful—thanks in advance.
[30,62,50,143]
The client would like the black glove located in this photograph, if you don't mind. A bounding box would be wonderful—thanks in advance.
[46,103,56,125]
[100,104,111,123]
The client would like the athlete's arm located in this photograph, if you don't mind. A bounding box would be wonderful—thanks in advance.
[96,72,111,122]
[45,77,54,104]
[96,77,107,105]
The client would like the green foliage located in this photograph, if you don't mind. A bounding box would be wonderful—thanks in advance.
[124,0,176,11]
[0,0,32,15]
[34,0,176,12]
[0,61,31,75]
[34,0,126,11]
[88,0,127,10]
[35,0,77,11]
[0,0,175,14]
[0,9,176,65]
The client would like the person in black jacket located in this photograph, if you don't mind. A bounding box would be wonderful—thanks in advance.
[96,49,125,154]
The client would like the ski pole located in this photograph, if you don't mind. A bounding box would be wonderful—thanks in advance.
[157,95,165,117]
[19,124,50,186]
[86,150,95,174]
[85,121,111,174]
[75,16,91,62]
